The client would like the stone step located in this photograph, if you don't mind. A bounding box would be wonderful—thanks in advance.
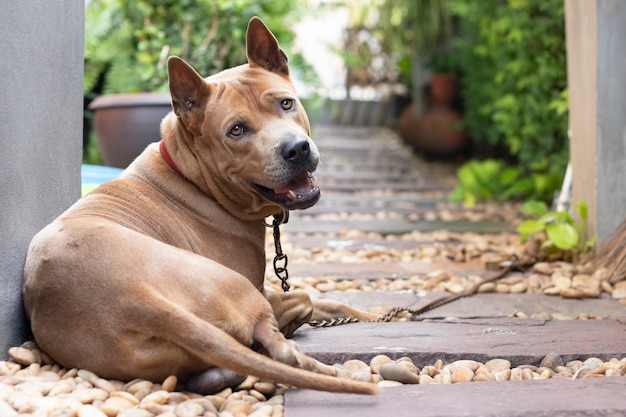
[286,260,486,280]
[302,205,432,216]
[310,292,626,320]
[284,219,512,235]
[315,171,435,184]
[315,183,452,193]
[285,236,450,251]
[285,378,626,417]
[291,318,626,367]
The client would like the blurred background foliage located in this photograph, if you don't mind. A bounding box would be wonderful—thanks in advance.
[84,0,309,95]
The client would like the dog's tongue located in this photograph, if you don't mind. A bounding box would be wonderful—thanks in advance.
[274,171,317,200]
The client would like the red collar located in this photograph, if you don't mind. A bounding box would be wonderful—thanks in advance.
[159,140,187,180]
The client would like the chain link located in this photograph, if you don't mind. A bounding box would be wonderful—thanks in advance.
[267,211,290,292]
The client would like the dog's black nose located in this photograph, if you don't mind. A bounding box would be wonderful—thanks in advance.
[281,138,310,163]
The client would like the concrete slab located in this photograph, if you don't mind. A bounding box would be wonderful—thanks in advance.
[310,195,446,207]
[285,377,626,417]
[287,260,487,280]
[285,236,449,250]
[310,292,626,320]
[285,219,512,235]
[291,319,626,366]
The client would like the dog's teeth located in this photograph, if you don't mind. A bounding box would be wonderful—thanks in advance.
[288,190,298,200]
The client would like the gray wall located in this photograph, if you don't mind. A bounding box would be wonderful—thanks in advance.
[0,2,84,356]
[596,0,626,239]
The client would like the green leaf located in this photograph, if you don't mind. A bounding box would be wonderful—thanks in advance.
[573,201,588,220]
[464,193,477,207]
[537,210,572,225]
[545,222,578,249]
[520,200,548,216]
[516,219,544,242]
[449,186,465,202]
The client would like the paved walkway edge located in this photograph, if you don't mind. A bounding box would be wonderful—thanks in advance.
[285,377,626,417]
[292,319,626,366]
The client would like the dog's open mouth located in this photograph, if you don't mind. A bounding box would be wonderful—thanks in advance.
[253,171,320,210]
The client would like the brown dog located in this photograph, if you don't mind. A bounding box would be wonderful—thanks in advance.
[23,17,377,395]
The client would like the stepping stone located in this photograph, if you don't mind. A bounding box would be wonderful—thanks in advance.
[317,183,452,193]
[287,260,487,280]
[311,292,626,320]
[286,236,451,251]
[291,319,626,365]
[285,219,512,235]
[293,318,626,366]
[285,378,626,417]
[309,195,445,208]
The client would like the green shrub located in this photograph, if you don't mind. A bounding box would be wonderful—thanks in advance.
[85,0,309,95]
[449,158,561,206]
[449,0,569,202]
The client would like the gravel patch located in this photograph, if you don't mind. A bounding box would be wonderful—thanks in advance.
[264,228,626,306]
[1,343,286,417]
[2,343,626,416]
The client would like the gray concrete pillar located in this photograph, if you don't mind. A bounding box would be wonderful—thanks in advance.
[566,0,626,240]
[0,2,84,357]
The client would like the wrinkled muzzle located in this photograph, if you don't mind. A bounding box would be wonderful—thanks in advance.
[252,137,320,210]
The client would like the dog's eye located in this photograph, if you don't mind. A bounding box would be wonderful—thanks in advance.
[280,99,295,111]
[229,124,245,137]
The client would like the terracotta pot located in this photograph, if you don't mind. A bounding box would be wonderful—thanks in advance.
[429,73,458,107]
[89,92,172,168]
[398,104,467,158]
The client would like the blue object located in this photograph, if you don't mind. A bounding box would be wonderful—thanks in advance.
[81,164,123,185]
[81,164,124,196]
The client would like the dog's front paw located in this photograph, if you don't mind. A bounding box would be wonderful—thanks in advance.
[186,368,246,395]
[266,291,314,338]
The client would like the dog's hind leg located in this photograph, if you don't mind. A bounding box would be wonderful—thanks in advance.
[185,305,335,394]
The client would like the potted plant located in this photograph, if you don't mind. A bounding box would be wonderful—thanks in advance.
[424,52,462,108]
[397,50,466,158]
[84,0,305,168]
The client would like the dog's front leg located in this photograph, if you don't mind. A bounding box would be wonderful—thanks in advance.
[266,291,313,337]
[266,292,380,337]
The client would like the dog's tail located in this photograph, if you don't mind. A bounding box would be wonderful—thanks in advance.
[181,316,379,395]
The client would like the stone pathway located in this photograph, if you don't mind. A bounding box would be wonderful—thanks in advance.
[3,125,626,417]
[276,125,626,416]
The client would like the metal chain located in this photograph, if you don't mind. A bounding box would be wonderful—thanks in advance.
[308,262,519,328]
[267,211,290,292]
[265,214,526,328]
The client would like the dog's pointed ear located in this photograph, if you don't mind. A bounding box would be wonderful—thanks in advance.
[246,16,289,76]
[168,56,206,117]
